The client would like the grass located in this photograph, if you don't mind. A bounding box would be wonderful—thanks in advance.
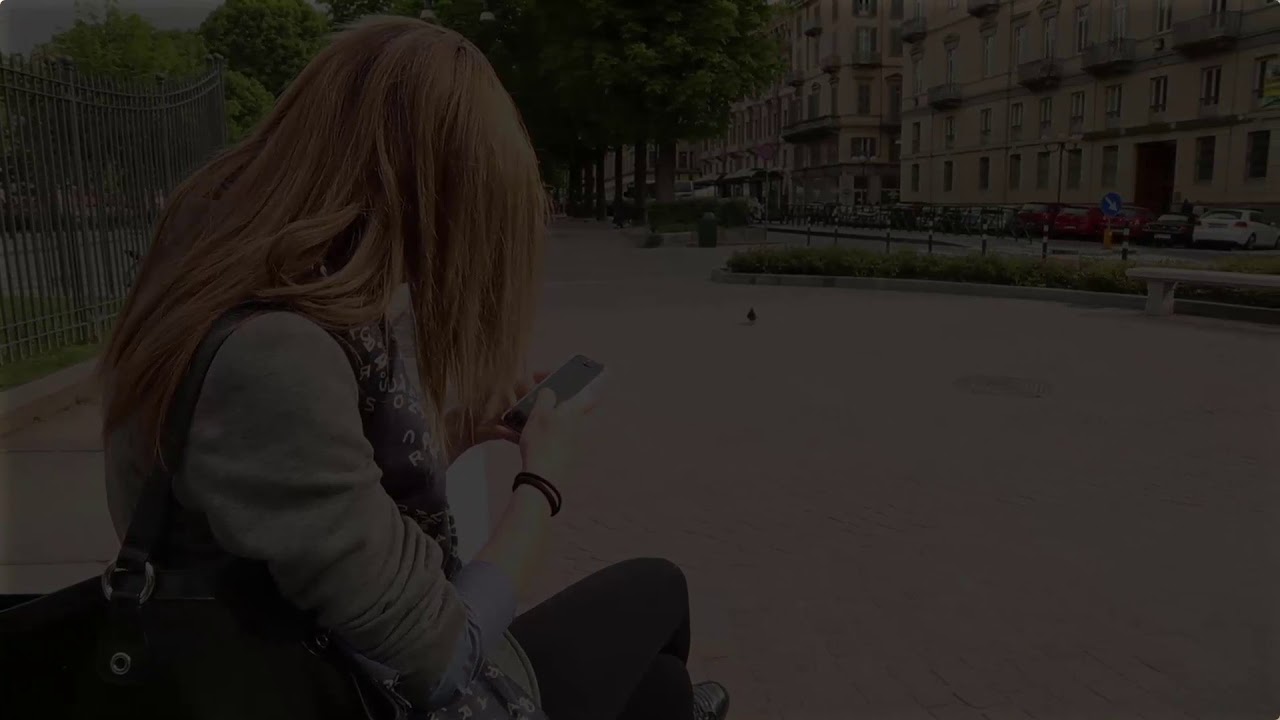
[724,246,1280,309]
[0,341,100,391]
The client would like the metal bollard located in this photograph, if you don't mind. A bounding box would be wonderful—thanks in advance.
[1041,224,1049,260]
[885,223,892,253]
[806,224,812,246]
[981,229,987,256]
[1121,228,1130,261]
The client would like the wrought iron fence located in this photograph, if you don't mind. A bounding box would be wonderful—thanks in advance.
[0,55,227,365]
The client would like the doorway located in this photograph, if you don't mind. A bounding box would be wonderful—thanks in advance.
[1134,141,1176,213]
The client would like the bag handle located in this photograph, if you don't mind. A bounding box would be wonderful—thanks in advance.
[105,305,263,603]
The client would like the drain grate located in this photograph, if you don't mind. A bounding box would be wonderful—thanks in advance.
[954,375,1052,399]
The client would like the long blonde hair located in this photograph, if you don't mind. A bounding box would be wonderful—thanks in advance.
[102,17,548,460]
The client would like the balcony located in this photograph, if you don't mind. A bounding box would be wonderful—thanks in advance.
[1198,98,1224,119]
[927,83,962,110]
[1010,125,1023,141]
[1103,112,1122,130]
[849,47,882,67]
[821,54,842,73]
[902,16,927,43]
[781,114,841,143]
[1016,58,1062,91]
[979,130,992,146]
[1081,38,1136,76]
[1038,121,1053,139]
[944,134,956,150]
[1148,105,1168,123]
[804,20,823,37]
[966,0,999,18]
[1069,115,1084,134]
[787,69,806,87]
[1172,11,1241,55]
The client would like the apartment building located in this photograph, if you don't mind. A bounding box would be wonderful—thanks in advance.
[602,144,703,203]
[697,0,906,207]
[899,0,1280,212]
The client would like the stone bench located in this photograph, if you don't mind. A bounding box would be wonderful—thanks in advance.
[1126,266,1280,316]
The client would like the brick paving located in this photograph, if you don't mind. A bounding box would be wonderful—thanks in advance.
[4,219,1279,719]
[508,221,1280,719]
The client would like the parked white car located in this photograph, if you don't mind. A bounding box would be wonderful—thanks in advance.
[1191,209,1280,249]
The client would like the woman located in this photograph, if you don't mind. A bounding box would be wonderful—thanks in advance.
[101,16,729,720]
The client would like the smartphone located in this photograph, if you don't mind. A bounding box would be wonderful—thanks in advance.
[501,355,605,433]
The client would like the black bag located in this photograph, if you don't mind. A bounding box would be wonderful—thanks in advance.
[0,309,409,719]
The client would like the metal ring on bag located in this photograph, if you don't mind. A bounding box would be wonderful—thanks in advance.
[100,561,156,604]
[109,652,132,676]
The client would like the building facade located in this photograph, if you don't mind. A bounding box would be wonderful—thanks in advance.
[696,0,907,208]
[602,144,704,204]
[899,0,1280,212]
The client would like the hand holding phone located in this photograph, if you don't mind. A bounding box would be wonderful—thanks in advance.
[501,355,605,434]
[503,355,606,489]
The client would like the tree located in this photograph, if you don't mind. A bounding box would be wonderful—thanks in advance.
[322,0,423,26]
[34,0,208,79]
[199,0,330,96]
[224,69,276,142]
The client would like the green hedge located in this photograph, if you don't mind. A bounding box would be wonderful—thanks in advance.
[724,247,1280,309]
[647,198,752,229]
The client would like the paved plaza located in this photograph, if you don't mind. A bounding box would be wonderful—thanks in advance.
[3,220,1279,719]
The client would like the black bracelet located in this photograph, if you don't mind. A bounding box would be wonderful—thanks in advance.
[512,472,562,517]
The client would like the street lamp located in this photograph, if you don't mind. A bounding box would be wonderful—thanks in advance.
[479,2,496,22]
[420,0,437,22]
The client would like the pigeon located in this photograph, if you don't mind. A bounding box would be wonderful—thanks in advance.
[746,307,757,325]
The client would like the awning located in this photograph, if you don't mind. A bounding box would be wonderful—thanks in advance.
[693,174,723,188]
[719,169,757,184]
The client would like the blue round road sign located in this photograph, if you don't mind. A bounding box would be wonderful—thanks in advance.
[1100,192,1123,217]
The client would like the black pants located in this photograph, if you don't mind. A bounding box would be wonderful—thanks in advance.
[511,558,694,720]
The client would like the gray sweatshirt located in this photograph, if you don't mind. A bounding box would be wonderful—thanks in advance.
[103,311,518,708]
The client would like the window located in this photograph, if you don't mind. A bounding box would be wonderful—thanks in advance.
[943,160,954,192]
[1009,153,1022,189]
[808,84,820,118]
[1039,96,1053,134]
[1195,136,1216,182]
[889,135,901,161]
[945,47,957,84]
[830,83,839,115]
[1255,57,1274,100]
[911,121,921,153]
[1246,130,1270,179]
[833,0,838,20]
[857,82,872,114]
[1011,102,1024,129]
[1155,0,1173,33]
[910,162,920,191]
[944,115,956,148]
[980,108,992,136]
[1013,24,1027,63]
[891,0,904,20]
[678,151,690,169]
[856,0,877,16]
[1066,149,1083,189]
[1201,66,1222,108]
[978,157,991,190]
[910,56,923,95]
[1150,75,1168,111]
[947,0,957,8]
[1070,91,1085,120]
[888,84,902,120]
[856,27,878,55]
[851,137,878,158]
[1075,7,1090,52]
[1105,84,1122,119]
[982,34,995,77]
[1042,15,1057,59]
[1209,0,1226,14]
[890,28,903,57]
[1102,145,1119,186]
[1036,151,1051,189]
[1110,0,1127,40]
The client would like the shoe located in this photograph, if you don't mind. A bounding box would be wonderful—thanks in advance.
[692,680,730,720]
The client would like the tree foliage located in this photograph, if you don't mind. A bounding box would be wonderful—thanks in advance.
[33,0,208,79]
[321,0,423,26]
[199,0,330,95]
[224,69,276,142]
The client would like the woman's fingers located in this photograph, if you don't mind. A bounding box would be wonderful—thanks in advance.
[514,371,552,400]
[560,372,607,417]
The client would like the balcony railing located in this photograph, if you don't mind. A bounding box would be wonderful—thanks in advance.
[1149,104,1168,123]
[979,130,992,146]
[1081,38,1136,75]
[1198,98,1224,118]
[804,20,823,37]
[821,54,842,73]
[1104,112,1122,129]
[1010,125,1023,141]
[1069,116,1084,134]
[1038,120,1052,139]
[780,114,842,143]
[927,83,962,110]
[966,0,999,17]
[1172,11,1241,54]
[787,69,806,87]
[944,134,955,149]
[1017,58,1062,91]
[902,16,927,43]
[849,47,882,67]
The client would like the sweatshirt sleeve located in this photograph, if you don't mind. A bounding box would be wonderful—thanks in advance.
[176,311,467,706]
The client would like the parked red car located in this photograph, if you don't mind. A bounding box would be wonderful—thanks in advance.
[1015,202,1067,235]
[1052,206,1106,238]
[1115,207,1154,237]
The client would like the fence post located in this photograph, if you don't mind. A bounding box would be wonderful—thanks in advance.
[980,227,987,256]
[1041,223,1049,260]
[884,220,891,254]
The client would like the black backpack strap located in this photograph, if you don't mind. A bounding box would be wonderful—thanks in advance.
[106,305,266,601]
